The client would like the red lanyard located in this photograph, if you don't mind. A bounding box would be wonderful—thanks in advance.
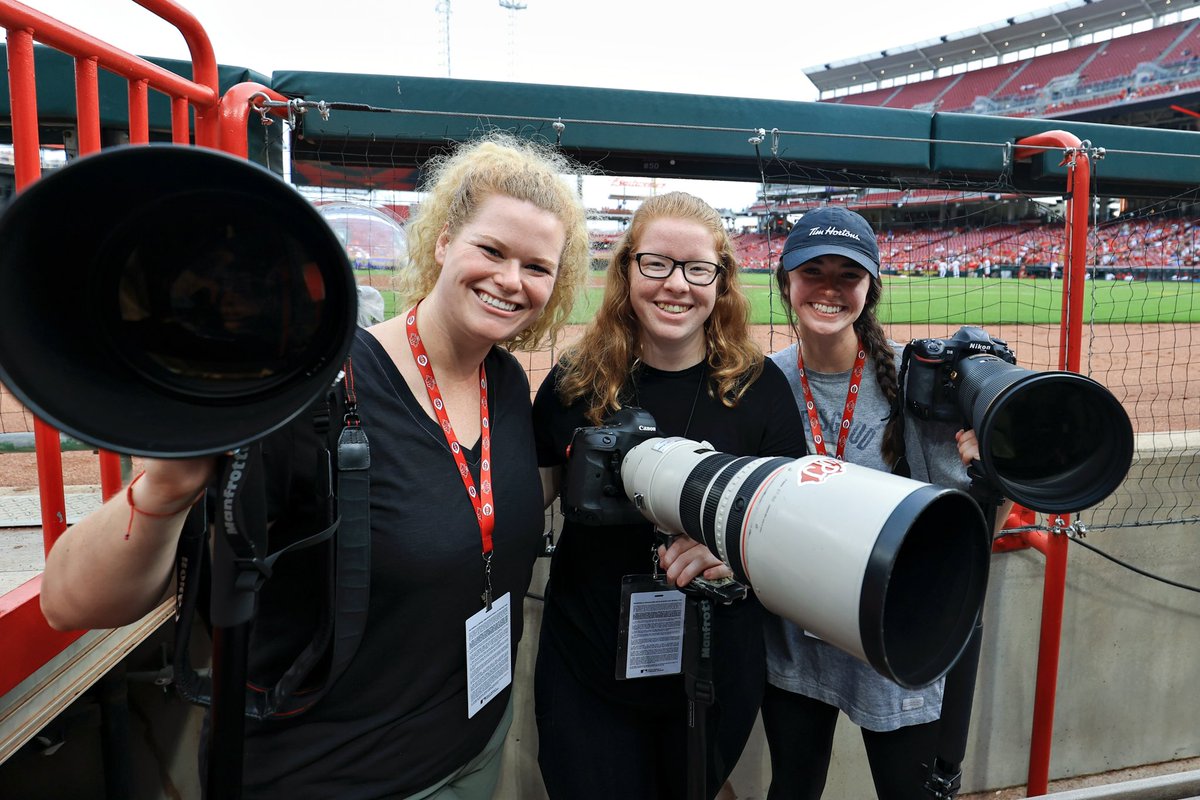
[796,340,866,461]
[405,304,495,560]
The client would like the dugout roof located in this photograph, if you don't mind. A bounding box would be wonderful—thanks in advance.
[274,70,1200,199]
[3,43,1199,200]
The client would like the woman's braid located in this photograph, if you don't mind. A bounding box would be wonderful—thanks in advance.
[854,302,904,467]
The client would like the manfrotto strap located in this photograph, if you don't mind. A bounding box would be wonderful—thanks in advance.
[173,358,371,719]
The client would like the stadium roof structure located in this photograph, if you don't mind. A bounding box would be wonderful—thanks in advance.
[803,0,1193,94]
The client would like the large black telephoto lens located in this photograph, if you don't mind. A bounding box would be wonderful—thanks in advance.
[620,438,991,689]
[0,145,357,457]
[955,356,1134,513]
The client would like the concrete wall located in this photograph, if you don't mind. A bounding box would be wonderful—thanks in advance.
[3,445,1195,798]
[499,440,1200,798]
[963,443,1200,791]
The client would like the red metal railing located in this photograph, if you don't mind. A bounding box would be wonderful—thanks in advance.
[1004,130,1094,797]
[0,7,1109,791]
[0,0,286,698]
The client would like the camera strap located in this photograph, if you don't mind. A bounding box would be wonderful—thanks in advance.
[172,358,371,719]
[891,346,913,478]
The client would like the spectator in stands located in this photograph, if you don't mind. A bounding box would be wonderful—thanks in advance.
[533,192,807,800]
[766,206,1011,800]
[39,133,592,800]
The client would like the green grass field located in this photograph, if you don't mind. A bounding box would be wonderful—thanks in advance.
[359,270,1200,326]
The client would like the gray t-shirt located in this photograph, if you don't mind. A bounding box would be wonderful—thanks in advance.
[765,341,969,731]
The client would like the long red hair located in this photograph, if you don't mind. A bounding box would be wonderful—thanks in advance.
[556,192,762,424]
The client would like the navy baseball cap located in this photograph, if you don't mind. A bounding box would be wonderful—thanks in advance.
[781,207,880,278]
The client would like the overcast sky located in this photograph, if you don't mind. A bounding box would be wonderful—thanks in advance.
[15,0,1065,98]
[8,0,1064,208]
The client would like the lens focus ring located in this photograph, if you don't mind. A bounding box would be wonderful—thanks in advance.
[699,456,757,551]
[679,452,741,544]
[721,458,794,581]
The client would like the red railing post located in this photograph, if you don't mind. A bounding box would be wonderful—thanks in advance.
[131,0,221,146]
[0,0,266,700]
[4,23,71,554]
[71,54,125,501]
[1011,131,1093,797]
[73,57,102,153]
[218,82,291,157]
[127,78,150,143]
[5,25,41,187]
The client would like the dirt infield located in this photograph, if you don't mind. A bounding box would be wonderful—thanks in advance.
[515,321,1200,434]
[2,323,1197,492]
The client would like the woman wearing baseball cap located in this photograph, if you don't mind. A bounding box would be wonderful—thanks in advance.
[763,206,1008,798]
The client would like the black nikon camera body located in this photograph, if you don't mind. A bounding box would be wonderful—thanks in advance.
[903,326,1017,423]
[560,407,658,526]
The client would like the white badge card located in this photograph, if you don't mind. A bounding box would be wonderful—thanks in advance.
[465,591,511,718]
[616,575,686,680]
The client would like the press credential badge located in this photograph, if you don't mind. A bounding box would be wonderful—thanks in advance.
[465,591,511,718]
[616,575,686,680]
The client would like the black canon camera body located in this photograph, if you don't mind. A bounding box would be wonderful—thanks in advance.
[903,326,1017,423]
[561,407,659,526]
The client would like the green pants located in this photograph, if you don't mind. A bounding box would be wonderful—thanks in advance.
[405,696,514,800]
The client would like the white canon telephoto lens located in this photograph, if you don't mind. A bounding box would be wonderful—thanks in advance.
[621,437,990,689]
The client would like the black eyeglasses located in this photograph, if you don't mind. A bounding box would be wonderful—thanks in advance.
[634,253,724,286]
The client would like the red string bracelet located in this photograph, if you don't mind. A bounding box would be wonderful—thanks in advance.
[124,471,204,540]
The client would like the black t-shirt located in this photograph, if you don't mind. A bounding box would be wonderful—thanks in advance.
[532,358,807,710]
[237,329,543,799]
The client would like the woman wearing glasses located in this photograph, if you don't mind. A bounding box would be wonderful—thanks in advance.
[532,192,806,799]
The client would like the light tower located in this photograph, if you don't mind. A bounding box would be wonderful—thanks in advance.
[498,0,527,80]
[436,1,452,77]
